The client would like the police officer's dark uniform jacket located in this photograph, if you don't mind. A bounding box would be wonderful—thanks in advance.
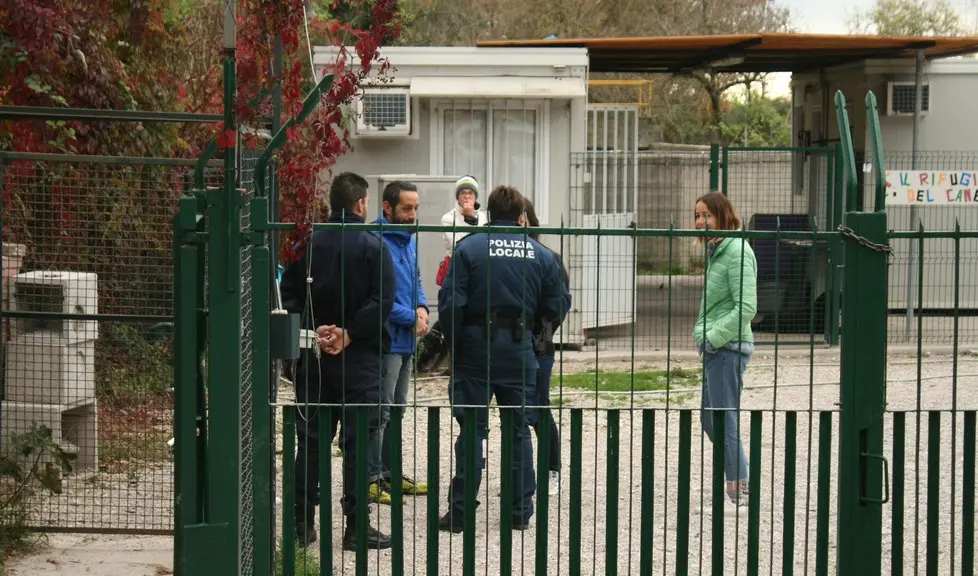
[437,219,571,526]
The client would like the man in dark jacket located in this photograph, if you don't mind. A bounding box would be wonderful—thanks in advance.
[368,180,430,503]
[437,185,571,532]
[280,171,395,550]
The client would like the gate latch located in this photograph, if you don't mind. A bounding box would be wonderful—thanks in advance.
[860,450,890,505]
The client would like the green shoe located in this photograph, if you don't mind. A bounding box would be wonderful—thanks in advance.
[396,475,428,496]
[367,481,407,506]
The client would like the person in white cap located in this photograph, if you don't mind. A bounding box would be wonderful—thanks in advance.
[436,175,488,286]
[417,176,489,375]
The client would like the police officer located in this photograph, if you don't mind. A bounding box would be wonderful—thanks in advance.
[437,185,571,532]
[280,171,394,550]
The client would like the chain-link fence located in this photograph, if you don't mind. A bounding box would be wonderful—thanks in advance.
[0,152,218,533]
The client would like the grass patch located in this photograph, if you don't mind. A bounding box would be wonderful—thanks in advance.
[276,544,321,575]
[553,368,700,392]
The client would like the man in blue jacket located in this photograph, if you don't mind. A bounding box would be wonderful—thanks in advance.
[280,172,394,550]
[369,180,430,504]
[437,185,571,532]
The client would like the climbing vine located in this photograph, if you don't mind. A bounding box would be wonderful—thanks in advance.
[235,0,402,263]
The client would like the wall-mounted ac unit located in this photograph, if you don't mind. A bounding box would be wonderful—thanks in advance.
[356,87,412,137]
[886,81,931,116]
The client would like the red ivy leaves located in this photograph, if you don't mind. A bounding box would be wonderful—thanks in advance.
[236,0,402,264]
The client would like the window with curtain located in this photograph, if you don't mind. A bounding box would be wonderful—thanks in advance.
[441,104,538,206]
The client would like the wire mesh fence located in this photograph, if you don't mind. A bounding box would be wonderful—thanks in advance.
[0,152,219,534]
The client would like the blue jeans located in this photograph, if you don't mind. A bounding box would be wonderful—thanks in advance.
[369,353,413,482]
[530,354,560,472]
[701,347,751,483]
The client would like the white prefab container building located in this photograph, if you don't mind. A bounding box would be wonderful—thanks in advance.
[314,45,633,347]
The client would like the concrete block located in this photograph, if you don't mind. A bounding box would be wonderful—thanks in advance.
[4,331,95,406]
[0,400,98,473]
[9,271,98,343]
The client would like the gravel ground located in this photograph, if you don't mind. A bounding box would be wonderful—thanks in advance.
[273,350,978,576]
[7,349,976,575]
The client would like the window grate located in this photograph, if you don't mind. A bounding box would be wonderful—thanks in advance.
[890,83,930,114]
[361,91,408,127]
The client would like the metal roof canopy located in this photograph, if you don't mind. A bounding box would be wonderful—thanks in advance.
[477,33,978,74]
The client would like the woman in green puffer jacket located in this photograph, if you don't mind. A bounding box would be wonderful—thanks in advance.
[692,192,757,512]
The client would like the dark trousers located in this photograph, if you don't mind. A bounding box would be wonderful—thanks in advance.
[448,370,536,523]
[530,354,560,472]
[293,351,381,520]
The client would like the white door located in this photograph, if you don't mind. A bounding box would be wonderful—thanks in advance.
[579,105,638,330]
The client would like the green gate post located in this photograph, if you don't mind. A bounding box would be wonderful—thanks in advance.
[182,3,242,572]
[709,143,720,192]
[837,210,889,575]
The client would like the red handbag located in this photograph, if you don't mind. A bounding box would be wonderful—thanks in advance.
[435,256,451,287]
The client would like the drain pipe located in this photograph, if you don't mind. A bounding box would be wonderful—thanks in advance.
[905,49,924,337]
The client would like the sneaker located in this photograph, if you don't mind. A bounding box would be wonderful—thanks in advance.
[367,480,406,506]
[724,489,748,516]
[548,471,561,496]
[392,475,428,496]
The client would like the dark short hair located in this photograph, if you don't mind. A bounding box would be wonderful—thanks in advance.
[329,171,369,214]
[382,180,418,209]
[487,185,525,222]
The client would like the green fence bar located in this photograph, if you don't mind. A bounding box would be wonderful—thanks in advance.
[709,144,720,191]
[569,408,583,575]
[282,407,296,576]
[251,241,272,575]
[390,407,404,576]
[462,407,477,576]
[676,410,692,576]
[926,411,941,576]
[892,412,906,576]
[355,407,369,576]
[172,201,200,571]
[782,412,798,576]
[963,411,976,576]
[535,407,551,576]
[319,409,334,576]
[711,410,725,576]
[747,411,762,576]
[426,407,440,576]
[501,408,514,576]
[606,409,621,576]
[640,409,655,576]
[815,412,832,576]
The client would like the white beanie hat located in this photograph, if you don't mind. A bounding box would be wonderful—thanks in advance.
[454,175,479,199]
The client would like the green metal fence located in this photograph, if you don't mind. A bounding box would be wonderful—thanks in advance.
[172,209,928,575]
[0,151,220,534]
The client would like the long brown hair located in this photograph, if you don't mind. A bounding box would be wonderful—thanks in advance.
[695,192,742,231]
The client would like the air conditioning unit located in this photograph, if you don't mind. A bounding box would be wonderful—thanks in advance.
[355,87,412,137]
[886,81,931,116]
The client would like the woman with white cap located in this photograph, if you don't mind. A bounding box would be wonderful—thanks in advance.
[435,175,489,286]
[419,176,489,374]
